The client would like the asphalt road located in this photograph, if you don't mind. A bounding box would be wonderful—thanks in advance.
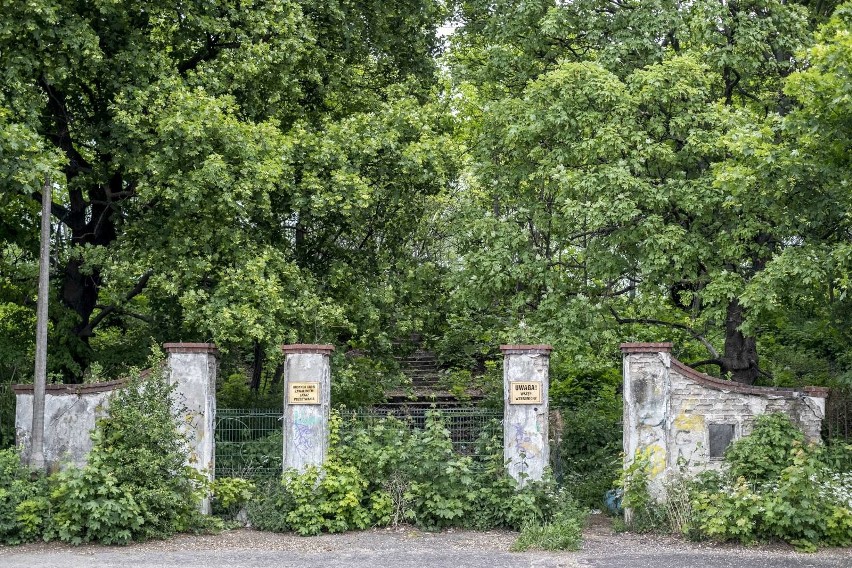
[1,522,849,568]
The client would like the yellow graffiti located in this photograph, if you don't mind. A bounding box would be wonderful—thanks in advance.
[673,413,704,432]
[646,444,667,477]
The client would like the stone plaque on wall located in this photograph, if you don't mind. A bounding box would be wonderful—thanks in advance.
[509,381,542,404]
[288,382,320,404]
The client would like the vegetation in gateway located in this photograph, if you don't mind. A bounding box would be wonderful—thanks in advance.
[1,0,851,554]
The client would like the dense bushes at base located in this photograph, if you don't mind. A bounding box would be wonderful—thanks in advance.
[246,410,586,542]
[622,413,852,551]
[0,358,210,545]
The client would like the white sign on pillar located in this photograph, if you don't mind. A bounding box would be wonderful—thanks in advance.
[501,344,551,485]
[281,344,334,472]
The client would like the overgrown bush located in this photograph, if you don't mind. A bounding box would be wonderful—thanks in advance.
[723,413,804,482]
[0,448,49,544]
[616,449,667,533]
[51,360,208,543]
[550,365,623,509]
[0,352,211,545]
[553,400,622,509]
[211,477,255,520]
[689,413,852,551]
[246,409,586,541]
[617,413,852,550]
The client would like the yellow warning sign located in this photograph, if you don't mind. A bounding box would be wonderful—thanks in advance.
[288,382,320,404]
[509,381,542,404]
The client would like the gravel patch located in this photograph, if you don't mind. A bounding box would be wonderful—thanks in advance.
[0,515,848,568]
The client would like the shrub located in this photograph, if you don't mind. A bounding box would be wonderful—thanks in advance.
[48,353,209,544]
[724,413,804,483]
[211,477,255,519]
[690,413,852,551]
[617,449,666,532]
[0,448,49,544]
[248,409,582,537]
[553,399,622,509]
[246,478,293,532]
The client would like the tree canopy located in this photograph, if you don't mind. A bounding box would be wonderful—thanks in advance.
[0,0,850,397]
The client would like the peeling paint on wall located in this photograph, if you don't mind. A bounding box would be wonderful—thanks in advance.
[621,343,827,499]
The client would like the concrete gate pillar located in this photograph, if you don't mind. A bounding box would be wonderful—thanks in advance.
[164,342,218,514]
[281,344,334,472]
[501,344,551,485]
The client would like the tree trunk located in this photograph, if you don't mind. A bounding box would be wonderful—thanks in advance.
[57,187,119,381]
[719,299,759,384]
[249,341,264,392]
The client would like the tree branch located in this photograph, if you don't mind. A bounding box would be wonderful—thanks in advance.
[610,307,720,359]
[30,191,70,222]
[82,269,153,335]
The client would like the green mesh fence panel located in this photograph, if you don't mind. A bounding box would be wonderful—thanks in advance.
[215,406,503,478]
[215,408,283,478]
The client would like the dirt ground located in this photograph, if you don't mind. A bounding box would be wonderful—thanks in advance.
[1,514,849,568]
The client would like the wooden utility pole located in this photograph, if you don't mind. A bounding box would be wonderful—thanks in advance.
[30,177,51,470]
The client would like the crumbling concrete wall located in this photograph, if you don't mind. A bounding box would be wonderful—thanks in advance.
[622,343,828,494]
[502,344,551,484]
[14,380,124,470]
[15,342,220,489]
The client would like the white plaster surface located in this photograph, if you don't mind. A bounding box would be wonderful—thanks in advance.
[283,352,331,472]
[15,390,114,469]
[503,351,549,484]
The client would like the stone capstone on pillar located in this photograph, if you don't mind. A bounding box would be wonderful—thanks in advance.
[281,344,334,472]
[501,344,551,485]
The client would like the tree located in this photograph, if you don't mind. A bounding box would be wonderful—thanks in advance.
[0,0,453,381]
[446,0,847,383]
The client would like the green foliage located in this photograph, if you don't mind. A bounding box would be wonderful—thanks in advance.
[281,462,376,536]
[247,410,582,537]
[211,477,255,519]
[47,361,207,543]
[216,430,284,478]
[550,363,623,508]
[0,351,212,545]
[0,448,49,544]
[245,479,293,533]
[617,449,666,532]
[689,413,852,551]
[511,512,584,552]
[47,463,144,545]
[216,373,282,409]
[246,463,381,535]
[0,0,454,380]
[724,413,805,482]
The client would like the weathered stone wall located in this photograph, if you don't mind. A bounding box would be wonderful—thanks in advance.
[502,344,551,484]
[15,342,219,489]
[622,343,828,494]
[14,381,123,470]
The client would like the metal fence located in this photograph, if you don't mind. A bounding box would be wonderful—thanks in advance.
[215,408,284,478]
[214,406,503,478]
[826,387,852,441]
